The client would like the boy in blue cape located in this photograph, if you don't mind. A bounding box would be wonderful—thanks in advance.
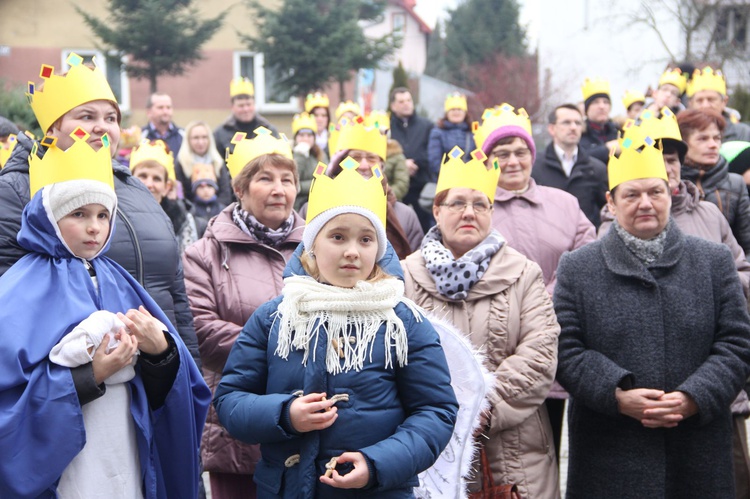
[0,130,211,498]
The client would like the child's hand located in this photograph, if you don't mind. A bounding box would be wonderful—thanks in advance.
[117,306,168,355]
[289,392,338,433]
[319,452,369,489]
[92,332,138,384]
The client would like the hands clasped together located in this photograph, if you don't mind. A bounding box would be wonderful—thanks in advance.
[616,387,699,428]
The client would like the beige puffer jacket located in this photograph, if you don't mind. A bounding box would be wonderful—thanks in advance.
[183,204,305,475]
[402,244,561,499]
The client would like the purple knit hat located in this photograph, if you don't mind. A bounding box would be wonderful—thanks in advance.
[480,125,536,163]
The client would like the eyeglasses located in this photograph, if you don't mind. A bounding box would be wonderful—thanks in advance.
[490,147,531,163]
[440,200,491,213]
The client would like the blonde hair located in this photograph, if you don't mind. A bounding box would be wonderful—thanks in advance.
[299,251,390,284]
[177,120,224,176]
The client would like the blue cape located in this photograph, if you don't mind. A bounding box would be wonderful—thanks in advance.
[0,189,211,498]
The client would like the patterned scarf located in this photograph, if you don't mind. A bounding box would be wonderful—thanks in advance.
[232,203,295,247]
[420,226,505,300]
[273,276,422,374]
[613,219,669,265]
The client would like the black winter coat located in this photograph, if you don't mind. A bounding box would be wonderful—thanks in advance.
[0,133,201,367]
[580,119,619,164]
[389,113,433,189]
[681,156,750,258]
[555,222,750,498]
[213,114,278,158]
[532,143,608,228]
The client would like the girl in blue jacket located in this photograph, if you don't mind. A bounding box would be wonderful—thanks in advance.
[214,158,458,498]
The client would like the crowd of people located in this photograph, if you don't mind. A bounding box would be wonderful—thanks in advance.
[2,52,750,499]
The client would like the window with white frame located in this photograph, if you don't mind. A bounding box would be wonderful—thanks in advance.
[234,52,298,113]
[62,49,130,112]
[716,6,748,51]
[392,12,406,34]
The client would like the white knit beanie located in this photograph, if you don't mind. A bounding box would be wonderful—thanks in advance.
[302,205,387,261]
[47,179,117,222]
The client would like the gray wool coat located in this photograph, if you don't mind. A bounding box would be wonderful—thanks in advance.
[554,221,750,498]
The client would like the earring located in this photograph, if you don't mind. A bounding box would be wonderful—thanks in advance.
[308,250,315,259]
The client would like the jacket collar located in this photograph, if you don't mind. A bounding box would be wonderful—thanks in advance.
[205,203,305,246]
[681,156,729,192]
[494,177,542,205]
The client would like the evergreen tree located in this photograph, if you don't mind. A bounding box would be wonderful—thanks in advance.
[390,61,410,98]
[242,0,400,99]
[424,21,449,82]
[0,80,41,138]
[77,0,226,93]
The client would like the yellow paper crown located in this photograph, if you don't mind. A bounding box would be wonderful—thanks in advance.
[225,127,292,178]
[621,107,682,144]
[130,140,176,181]
[335,100,362,120]
[687,67,726,97]
[622,90,646,110]
[332,116,387,159]
[364,111,390,131]
[436,147,501,201]
[29,128,114,197]
[26,53,118,133]
[292,113,318,136]
[230,77,255,98]
[581,77,611,101]
[304,92,330,112]
[472,103,531,151]
[658,68,687,93]
[0,135,18,169]
[444,93,468,112]
[608,136,667,190]
[306,157,387,226]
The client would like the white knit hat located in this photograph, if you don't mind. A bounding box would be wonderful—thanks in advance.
[47,179,117,221]
[302,205,387,261]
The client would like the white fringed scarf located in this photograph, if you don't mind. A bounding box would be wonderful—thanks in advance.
[273,275,421,374]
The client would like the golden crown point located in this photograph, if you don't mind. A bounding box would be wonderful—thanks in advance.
[292,113,318,136]
[191,163,217,183]
[581,77,611,101]
[622,90,646,110]
[687,66,726,97]
[230,77,255,98]
[331,116,387,159]
[304,92,330,112]
[0,135,18,169]
[436,147,501,201]
[658,68,687,94]
[444,93,468,112]
[306,156,387,226]
[622,107,682,145]
[29,128,114,198]
[225,126,292,178]
[130,140,176,181]
[472,103,531,151]
[364,110,390,131]
[26,53,118,134]
[335,100,362,120]
[608,135,667,190]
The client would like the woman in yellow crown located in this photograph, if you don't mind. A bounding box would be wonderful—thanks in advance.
[402,147,561,498]
[213,156,458,497]
[555,136,750,497]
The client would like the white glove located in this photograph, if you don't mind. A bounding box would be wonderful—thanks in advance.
[293,141,311,157]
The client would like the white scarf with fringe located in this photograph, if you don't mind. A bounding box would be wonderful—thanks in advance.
[273,275,421,374]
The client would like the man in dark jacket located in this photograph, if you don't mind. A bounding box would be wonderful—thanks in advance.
[0,133,201,368]
[687,66,750,142]
[389,87,434,231]
[533,104,608,228]
[214,77,278,158]
[142,92,184,157]
[579,78,620,164]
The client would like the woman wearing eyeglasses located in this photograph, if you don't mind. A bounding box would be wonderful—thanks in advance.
[402,147,561,498]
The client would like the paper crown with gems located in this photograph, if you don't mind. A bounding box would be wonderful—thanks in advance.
[364,110,390,131]
[230,77,254,98]
[444,92,468,112]
[304,92,330,112]
[225,127,292,178]
[659,68,687,93]
[608,135,667,190]
[335,101,362,120]
[306,157,387,226]
[331,116,387,159]
[436,146,501,201]
[292,113,318,136]
[621,107,682,144]
[26,53,118,133]
[581,77,611,101]
[0,135,18,169]
[29,128,114,197]
[687,67,726,97]
[472,103,532,152]
[130,140,176,181]
[622,90,646,110]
